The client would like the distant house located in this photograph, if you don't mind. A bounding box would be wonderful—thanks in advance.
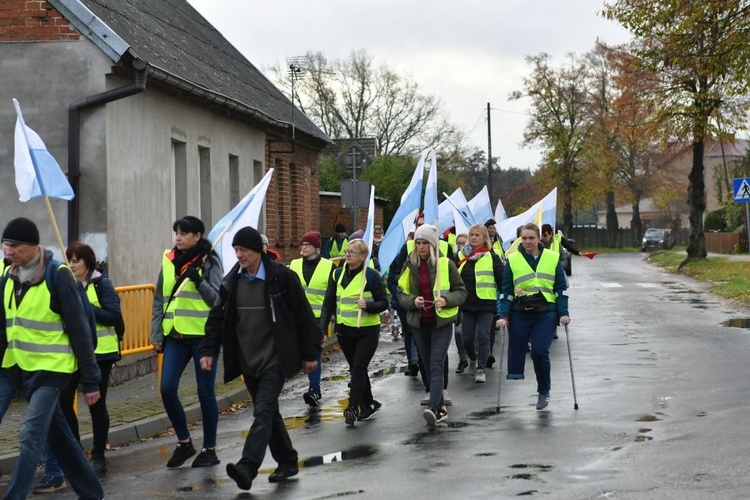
[598,137,748,229]
[0,0,330,285]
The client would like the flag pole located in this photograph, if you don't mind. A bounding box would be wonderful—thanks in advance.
[44,197,69,265]
[433,218,442,311]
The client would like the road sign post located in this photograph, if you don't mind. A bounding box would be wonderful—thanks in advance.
[733,178,750,253]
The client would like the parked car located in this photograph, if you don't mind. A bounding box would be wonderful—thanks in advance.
[641,228,675,251]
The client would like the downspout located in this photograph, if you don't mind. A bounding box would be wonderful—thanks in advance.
[67,59,148,243]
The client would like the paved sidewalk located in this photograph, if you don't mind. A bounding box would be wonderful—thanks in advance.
[0,336,338,476]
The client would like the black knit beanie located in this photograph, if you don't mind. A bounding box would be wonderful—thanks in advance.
[232,226,264,252]
[2,217,40,245]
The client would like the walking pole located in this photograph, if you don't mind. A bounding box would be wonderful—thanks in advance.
[495,324,506,414]
[564,324,579,410]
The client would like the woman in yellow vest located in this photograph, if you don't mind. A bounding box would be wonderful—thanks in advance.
[151,216,222,468]
[457,224,504,383]
[319,238,388,426]
[496,223,570,411]
[397,224,466,428]
[289,231,334,407]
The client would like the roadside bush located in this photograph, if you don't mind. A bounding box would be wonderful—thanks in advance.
[704,209,726,231]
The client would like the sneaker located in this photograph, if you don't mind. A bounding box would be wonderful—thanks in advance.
[226,462,254,491]
[303,390,322,407]
[358,405,378,421]
[343,407,357,427]
[192,447,220,468]
[475,368,486,383]
[423,407,448,429]
[486,354,495,368]
[32,475,67,494]
[455,359,469,374]
[372,400,382,410]
[536,393,550,410]
[409,363,419,377]
[166,439,196,468]
[435,406,448,424]
[469,359,477,374]
[423,408,438,429]
[443,390,452,407]
[420,394,430,406]
[90,453,107,474]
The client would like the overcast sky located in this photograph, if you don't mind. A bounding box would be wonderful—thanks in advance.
[188,0,632,170]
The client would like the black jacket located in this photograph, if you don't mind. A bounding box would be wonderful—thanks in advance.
[201,254,322,382]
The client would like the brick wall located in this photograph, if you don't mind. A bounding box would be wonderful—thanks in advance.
[265,141,322,263]
[0,1,80,41]
[320,193,385,240]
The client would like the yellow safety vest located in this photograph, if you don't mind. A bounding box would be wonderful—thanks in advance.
[335,267,379,327]
[87,284,119,356]
[447,233,457,254]
[3,265,76,373]
[548,232,563,253]
[290,257,333,319]
[161,250,211,336]
[492,239,504,258]
[397,257,458,319]
[407,239,449,257]
[507,249,559,303]
[458,252,496,300]
[329,238,348,259]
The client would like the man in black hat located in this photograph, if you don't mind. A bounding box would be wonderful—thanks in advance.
[0,217,104,499]
[484,218,504,257]
[200,226,321,491]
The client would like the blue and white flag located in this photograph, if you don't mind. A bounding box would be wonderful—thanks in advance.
[467,186,493,226]
[13,99,74,202]
[497,187,557,250]
[443,188,474,235]
[378,150,428,275]
[362,185,376,265]
[494,198,508,222]
[209,168,274,270]
[423,149,439,225]
[437,198,454,235]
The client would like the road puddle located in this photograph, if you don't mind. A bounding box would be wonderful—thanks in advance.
[300,444,379,468]
[721,318,750,329]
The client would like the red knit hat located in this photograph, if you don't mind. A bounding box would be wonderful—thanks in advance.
[300,231,322,249]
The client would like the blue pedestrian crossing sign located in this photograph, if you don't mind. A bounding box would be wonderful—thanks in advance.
[734,178,750,203]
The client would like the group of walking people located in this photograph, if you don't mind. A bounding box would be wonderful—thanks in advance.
[0,209,573,496]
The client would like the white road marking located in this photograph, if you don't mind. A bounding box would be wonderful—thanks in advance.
[636,283,661,288]
[600,282,623,288]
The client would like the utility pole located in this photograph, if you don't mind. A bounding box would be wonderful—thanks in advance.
[487,102,493,200]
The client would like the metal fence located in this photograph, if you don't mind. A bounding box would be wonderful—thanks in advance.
[117,284,156,356]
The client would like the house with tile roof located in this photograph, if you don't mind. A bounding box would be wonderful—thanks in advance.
[0,0,330,285]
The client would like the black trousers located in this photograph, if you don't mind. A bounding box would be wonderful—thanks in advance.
[337,331,379,411]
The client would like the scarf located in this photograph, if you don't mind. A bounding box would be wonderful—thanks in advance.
[171,238,212,278]
[458,245,490,267]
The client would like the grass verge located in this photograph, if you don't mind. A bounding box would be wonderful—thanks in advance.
[646,249,750,305]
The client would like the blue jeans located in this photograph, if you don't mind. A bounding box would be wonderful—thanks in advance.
[307,354,322,393]
[412,323,453,410]
[506,314,557,396]
[161,336,219,448]
[462,311,494,369]
[5,386,103,500]
[0,368,14,425]
[240,367,297,475]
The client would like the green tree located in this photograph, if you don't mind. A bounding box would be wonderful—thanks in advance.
[603,1,750,262]
[317,154,349,192]
[510,53,593,236]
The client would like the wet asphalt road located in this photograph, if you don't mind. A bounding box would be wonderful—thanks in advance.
[6,253,750,499]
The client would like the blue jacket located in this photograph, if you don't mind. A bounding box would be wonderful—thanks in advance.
[497,244,569,319]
